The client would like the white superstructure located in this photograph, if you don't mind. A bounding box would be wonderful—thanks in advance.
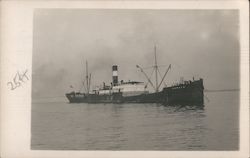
[113,82,148,97]
[90,65,148,97]
[96,82,148,97]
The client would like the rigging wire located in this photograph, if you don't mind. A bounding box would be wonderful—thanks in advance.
[156,68,167,88]
[144,68,155,89]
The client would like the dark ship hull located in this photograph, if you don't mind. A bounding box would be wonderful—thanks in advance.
[66,79,204,105]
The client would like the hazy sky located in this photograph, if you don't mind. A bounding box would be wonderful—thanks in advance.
[32,9,239,98]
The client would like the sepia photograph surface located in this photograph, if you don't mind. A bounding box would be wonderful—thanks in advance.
[31,9,240,150]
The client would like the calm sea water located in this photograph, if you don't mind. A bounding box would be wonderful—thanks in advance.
[31,92,239,150]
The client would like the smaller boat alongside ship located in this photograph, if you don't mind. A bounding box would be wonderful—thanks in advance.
[66,47,204,105]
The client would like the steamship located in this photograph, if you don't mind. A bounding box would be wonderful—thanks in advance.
[66,47,204,105]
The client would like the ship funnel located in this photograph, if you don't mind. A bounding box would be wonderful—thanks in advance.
[112,65,118,86]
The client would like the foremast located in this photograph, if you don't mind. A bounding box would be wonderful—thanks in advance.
[154,46,159,92]
[136,45,171,93]
[85,61,91,95]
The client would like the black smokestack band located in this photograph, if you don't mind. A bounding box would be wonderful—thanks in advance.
[112,65,118,86]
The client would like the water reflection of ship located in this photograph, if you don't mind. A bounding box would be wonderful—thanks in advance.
[66,46,204,105]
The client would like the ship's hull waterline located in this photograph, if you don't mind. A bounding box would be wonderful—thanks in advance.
[66,79,204,106]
